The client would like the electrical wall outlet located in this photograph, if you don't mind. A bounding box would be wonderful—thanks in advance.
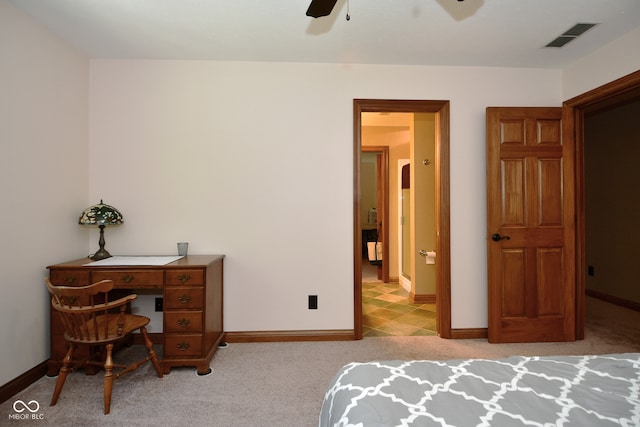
[155,297,163,312]
[308,295,318,310]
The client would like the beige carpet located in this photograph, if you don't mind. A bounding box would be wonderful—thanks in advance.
[2,297,639,426]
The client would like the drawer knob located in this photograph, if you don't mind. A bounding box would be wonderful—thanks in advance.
[177,294,192,304]
[178,273,191,283]
[176,342,191,351]
[177,318,191,328]
[121,274,135,284]
[63,276,77,285]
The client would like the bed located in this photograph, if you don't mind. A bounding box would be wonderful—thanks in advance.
[319,353,640,426]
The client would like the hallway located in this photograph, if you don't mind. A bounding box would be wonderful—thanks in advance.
[362,276,437,337]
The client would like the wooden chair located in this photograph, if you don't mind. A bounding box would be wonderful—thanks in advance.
[46,278,163,414]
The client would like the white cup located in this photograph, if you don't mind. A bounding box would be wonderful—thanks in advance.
[177,242,189,256]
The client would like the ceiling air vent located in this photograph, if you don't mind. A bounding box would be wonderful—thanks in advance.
[545,23,598,48]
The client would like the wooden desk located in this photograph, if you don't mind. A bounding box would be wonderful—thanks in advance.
[47,255,225,375]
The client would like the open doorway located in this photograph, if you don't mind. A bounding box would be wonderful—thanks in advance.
[353,99,451,340]
[566,70,640,339]
[360,147,389,283]
[360,114,437,337]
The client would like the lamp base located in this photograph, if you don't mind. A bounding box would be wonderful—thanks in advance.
[90,249,112,261]
[91,225,112,260]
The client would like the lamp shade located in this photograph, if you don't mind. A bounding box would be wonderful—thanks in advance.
[79,200,123,260]
[79,200,123,226]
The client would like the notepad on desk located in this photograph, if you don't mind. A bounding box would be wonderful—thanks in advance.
[84,256,183,266]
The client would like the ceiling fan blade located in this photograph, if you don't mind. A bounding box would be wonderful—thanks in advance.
[306,0,338,18]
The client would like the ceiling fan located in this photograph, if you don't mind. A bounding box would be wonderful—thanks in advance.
[306,0,465,18]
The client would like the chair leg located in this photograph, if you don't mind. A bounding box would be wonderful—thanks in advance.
[50,343,75,406]
[103,343,114,415]
[140,326,163,378]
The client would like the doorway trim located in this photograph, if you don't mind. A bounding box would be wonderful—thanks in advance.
[564,70,640,340]
[361,146,390,282]
[353,99,451,339]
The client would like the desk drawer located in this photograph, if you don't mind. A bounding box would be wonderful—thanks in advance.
[165,269,204,286]
[164,311,203,333]
[49,270,90,286]
[164,287,204,309]
[164,335,202,356]
[91,270,163,288]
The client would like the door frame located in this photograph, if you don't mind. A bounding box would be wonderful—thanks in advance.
[361,146,390,283]
[398,158,411,290]
[565,70,640,340]
[353,99,451,339]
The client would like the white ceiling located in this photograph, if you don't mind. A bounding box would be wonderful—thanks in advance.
[9,0,640,68]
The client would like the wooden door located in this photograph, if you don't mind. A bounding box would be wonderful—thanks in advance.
[486,107,575,343]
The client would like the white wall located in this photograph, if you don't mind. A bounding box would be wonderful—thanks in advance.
[88,61,562,332]
[563,26,640,99]
[0,0,89,386]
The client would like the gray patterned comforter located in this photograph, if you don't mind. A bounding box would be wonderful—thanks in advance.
[319,353,640,426]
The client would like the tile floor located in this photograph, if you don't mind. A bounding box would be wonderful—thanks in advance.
[362,281,438,337]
